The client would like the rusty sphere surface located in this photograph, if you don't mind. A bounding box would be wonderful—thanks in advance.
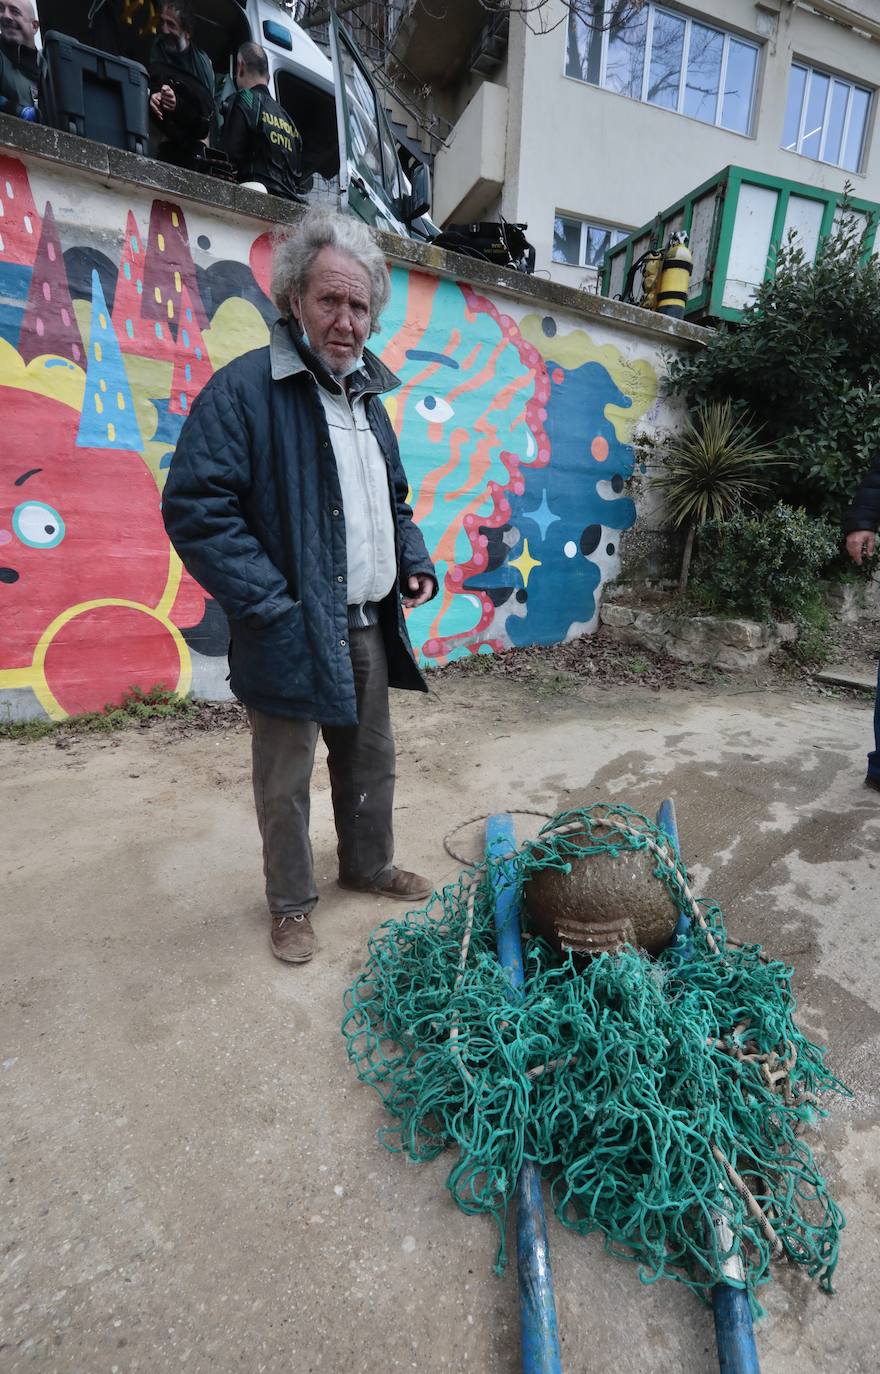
[524,840,679,957]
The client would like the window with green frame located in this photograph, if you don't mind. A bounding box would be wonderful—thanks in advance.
[565,2,759,136]
[781,62,871,173]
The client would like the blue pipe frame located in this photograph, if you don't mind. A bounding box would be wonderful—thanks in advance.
[656,799,761,1374]
[485,805,760,1374]
[486,814,563,1374]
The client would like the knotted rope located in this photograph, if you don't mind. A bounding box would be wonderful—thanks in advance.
[342,803,847,1313]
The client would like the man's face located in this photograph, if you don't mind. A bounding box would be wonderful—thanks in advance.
[292,246,372,377]
[158,6,189,48]
[0,0,38,48]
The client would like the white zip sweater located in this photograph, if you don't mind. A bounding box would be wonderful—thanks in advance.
[314,375,397,625]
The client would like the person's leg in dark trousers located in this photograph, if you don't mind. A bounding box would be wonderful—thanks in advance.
[323,625,395,884]
[869,658,880,786]
[248,708,320,919]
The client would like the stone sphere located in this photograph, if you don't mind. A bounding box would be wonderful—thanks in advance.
[524,840,679,957]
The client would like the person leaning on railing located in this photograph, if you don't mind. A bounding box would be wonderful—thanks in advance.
[147,0,215,169]
[843,452,880,793]
[0,0,44,122]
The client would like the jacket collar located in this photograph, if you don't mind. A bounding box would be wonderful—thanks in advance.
[0,36,41,77]
[269,318,401,399]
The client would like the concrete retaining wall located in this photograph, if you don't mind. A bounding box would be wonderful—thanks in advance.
[0,117,706,721]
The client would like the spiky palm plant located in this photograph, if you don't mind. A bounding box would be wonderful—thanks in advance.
[653,401,783,594]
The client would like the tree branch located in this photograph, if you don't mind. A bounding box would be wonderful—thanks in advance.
[299,0,368,29]
[297,0,647,37]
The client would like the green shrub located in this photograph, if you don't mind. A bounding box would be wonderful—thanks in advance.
[789,595,833,667]
[691,503,839,621]
[652,400,783,592]
[667,204,880,523]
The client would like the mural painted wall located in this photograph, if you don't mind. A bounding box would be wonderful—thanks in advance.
[0,152,678,722]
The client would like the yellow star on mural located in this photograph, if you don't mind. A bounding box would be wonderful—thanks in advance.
[510,538,541,589]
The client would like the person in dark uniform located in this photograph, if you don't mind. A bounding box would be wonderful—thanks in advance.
[0,0,43,121]
[222,42,303,202]
[148,0,215,168]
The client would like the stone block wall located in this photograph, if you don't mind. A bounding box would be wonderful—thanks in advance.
[600,604,797,671]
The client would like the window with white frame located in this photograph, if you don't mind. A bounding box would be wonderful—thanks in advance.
[782,62,871,172]
[553,214,628,268]
[565,2,759,136]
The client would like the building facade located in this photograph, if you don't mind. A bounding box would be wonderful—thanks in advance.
[389,0,880,289]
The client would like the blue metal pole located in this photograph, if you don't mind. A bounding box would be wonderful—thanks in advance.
[656,799,761,1374]
[486,814,563,1374]
[657,798,693,965]
[711,1221,762,1374]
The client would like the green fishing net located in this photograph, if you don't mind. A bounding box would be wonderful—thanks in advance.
[341,804,847,1311]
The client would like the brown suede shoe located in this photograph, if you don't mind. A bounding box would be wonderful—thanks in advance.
[338,867,433,902]
[270,913,316,963]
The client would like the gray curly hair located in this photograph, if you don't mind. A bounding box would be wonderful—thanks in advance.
[271,208,391,334]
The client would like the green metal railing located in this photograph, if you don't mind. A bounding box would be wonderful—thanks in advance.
[602,163,880,323]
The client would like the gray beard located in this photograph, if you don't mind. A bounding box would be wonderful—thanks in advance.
[299,327,362,380]
[329,355,363,380]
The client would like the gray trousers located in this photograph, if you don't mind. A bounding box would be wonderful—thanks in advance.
[247,625,395,916]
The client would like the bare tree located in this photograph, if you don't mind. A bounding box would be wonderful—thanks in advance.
[474,0,646,38]
[294,1,647,41]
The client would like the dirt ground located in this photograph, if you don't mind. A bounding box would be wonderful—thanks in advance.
[2,658,879,1373]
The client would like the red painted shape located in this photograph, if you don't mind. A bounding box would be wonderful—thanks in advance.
[112,209,174,360]
[0,389,207,703]
[169,563,209,630]
[248,231,273,303]
[141,199,208,340]
[42,604,183,715]
[0,155,41,268]
[17,203,84,366]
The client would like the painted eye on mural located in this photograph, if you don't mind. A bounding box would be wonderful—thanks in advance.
[415,395,454,423]
[12,502,66,549]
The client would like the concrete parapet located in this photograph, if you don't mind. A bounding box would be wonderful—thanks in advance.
[0,113,710,352]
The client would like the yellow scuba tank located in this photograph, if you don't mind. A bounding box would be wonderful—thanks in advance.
[656,233,693,318]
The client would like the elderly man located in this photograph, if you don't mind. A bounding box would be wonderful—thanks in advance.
[0,0,42,121]
[843,455,880,793]
[148,0,215,167]
[162,209,436,965]
[222,42,302,201]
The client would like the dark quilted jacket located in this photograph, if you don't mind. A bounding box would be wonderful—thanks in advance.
[162,323,436,725]
[842,453,880,535]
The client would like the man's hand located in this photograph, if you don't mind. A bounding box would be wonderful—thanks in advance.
[150,85,176,120]
[402,573,434,609]
[846,530,876,565]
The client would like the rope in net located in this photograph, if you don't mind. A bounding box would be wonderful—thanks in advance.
[341,804,848,1313]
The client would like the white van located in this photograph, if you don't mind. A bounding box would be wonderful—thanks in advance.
[36,0,433,239]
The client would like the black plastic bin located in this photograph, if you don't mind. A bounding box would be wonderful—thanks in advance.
[42,31,149,155]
